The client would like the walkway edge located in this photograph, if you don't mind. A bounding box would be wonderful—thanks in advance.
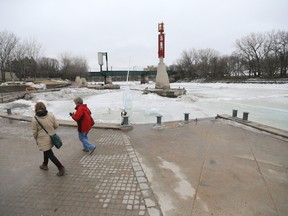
[1,111,286,137]
[217,114,288,139]
[0,111,128,130]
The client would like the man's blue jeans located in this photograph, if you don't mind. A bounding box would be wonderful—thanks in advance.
[78,132,95,150]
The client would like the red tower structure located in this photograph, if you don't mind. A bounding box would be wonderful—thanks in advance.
[155,22,185,94]
[158,22,165,58]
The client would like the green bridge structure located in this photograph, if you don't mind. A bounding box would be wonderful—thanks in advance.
[89,70,173,76]
[89,70,176,83]
[89,70,175,76]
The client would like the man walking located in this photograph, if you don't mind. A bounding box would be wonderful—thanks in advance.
[70,97,96,154]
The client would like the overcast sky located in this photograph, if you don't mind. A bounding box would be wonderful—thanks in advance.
[1,0,287,71]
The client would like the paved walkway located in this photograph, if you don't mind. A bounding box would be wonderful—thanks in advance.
[128,119,288,216]
[0,115,287,216]
[0,118,159,216]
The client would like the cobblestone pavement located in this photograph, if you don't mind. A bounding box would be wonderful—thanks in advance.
[0,118,161,216]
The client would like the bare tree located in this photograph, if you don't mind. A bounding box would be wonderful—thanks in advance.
[72,56,88,78]
[262,31,280,77]
[275,31,288,76]
[59,53,73,79]
[38,57,59,78]
[197,48,220,78]
[175,30,287,80]
[176,49,201,79]
[59,53,88,80]
[176,48,220,79]
[227,52,246,77]
[0,31,18,82]
[9,37,43,80]
[236,30,288,78]
[235,33,272,77]
[209,56,230,79]
[23,38,42,59]
[20,38,42,80]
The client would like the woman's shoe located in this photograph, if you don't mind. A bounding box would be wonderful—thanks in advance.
[57,167,65,176]
[39,164,48,170]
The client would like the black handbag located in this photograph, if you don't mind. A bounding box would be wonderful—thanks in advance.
[34,116,63,149]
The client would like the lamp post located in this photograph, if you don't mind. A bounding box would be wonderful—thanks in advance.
[98,52,109,84]
[97,52,103,72]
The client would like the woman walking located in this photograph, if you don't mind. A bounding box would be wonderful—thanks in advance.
[32,102,65,176]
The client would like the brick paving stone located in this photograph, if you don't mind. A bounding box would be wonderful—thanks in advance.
[0,118,161,216]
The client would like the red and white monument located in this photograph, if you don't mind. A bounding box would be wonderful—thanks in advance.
[144,22,186,97]
[155,22,170,90]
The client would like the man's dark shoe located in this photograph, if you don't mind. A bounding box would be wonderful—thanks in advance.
[82,149,89,152]
[39,164,48,170]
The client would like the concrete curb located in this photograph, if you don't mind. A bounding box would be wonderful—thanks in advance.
[217,114,288,139]
[0,111,132,130]
[1,111,287,137]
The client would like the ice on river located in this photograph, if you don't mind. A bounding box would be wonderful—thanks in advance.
[1,81,287,131]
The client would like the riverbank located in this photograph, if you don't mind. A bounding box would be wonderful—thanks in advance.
[176,77,288,84]
[0,79,71,93]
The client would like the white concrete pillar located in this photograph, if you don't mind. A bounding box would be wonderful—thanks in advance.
[105,76,112,84]
[155,58,170,90]
[75,76,81,83]
[79,78,87,87]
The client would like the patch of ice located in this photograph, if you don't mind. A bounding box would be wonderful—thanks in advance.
[158,157,195,200]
